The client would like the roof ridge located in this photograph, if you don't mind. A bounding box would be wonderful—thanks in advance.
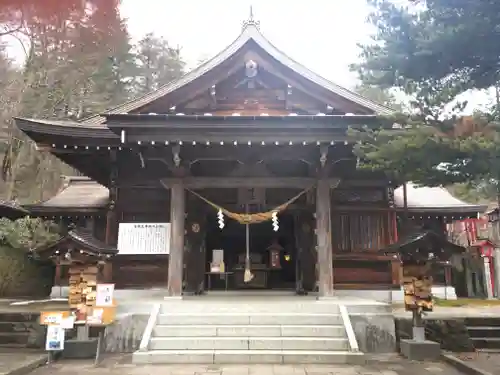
[81,23,393,125]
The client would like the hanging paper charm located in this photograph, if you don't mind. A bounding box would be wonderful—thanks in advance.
[217,209,225,229]
[272,211,279,232]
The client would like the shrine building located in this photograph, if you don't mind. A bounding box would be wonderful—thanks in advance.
[15,16,484,298]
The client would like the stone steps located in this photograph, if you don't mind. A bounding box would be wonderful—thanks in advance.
[159,302,342,314]
[153,324,345,337]
[133,299,364,364]
[466,318,500,350]
[149,336,349,351]
[0,313,44,348]
[157,313,344,326]
[133,349,364,364]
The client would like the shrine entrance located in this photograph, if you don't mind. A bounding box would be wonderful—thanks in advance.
[205,211,298,291]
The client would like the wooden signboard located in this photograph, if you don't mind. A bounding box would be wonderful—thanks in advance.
[68,265,99,309]
[403,264,433,312]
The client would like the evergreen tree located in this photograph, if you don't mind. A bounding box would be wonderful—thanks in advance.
[348,0,500,204]
[133,33,185,95]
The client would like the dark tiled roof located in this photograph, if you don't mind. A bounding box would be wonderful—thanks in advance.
[35,228,118,257]
[0,200,29,220]
[66,229,118,255]
[379,230,465,261]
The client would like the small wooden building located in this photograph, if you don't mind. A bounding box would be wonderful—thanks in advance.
[16,16,478,297]
[34,228,118,291]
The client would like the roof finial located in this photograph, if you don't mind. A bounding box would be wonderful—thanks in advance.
[242,5,260,30]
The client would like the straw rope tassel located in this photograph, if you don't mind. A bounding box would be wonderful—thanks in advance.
[186,186,314,224]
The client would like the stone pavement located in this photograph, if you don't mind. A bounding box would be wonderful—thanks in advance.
[25,354,466,375]
[450,351,500,374]
[0,349,46,375]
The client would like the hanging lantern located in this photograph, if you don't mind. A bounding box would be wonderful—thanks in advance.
[272,211,279,231]
[268,239,283,269]
[270,249,281,269]
[217,209,225,229]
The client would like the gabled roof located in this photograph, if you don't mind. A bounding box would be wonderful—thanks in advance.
[82,22,393,126]
[34,228,118,259]
[394,183,486,214]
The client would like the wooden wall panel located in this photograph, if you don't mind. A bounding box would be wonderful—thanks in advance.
[112,188,171,288]
[331,212,390,252]
[112,255,169,288]
[332,257,393,287]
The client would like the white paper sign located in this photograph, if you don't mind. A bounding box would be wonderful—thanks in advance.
[87,308,104,325]
[60,316,75,329]
[96,284,114,307]
[117,223,170,255]
[43,313,62,326]
[45,325,65,351]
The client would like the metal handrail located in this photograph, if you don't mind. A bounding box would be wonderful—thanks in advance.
[138,303,161,352]
[339,304,359,352]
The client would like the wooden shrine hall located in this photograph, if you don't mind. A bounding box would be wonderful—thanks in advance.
[14,15,483,297]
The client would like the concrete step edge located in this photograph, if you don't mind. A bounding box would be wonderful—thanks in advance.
[150,337,348,341]
[154,324,345,328]
[0,332,30,336]
[135,349,361,355]
[467,326,500,330]
[158,313,342,316]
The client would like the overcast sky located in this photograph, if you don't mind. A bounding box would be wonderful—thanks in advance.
[3,0,491,110]
[120,0,372,88]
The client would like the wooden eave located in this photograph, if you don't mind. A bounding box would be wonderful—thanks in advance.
[404,205,487,214]
[14,117,118,143]
[25,205,105,217]
[15,114,389,143]
[81,23,393,125]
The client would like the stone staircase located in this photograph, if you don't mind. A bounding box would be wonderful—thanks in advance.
[133,296,366,364]
[466,317,500,350]
[0,313,44,349]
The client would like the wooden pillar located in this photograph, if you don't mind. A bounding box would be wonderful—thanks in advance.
[104,149,118,282]
[167,180,185,297]
[316,178,334,297]
[184,197,206,295]
[294,210,316,292]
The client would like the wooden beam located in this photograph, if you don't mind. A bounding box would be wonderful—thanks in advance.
[160,177,338,189]
[129,132,352,144]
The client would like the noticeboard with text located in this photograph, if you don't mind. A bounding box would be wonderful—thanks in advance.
[117,223,170,255]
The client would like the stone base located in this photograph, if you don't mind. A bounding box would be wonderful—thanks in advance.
[400,339,440,361]
[62,338,99,359]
